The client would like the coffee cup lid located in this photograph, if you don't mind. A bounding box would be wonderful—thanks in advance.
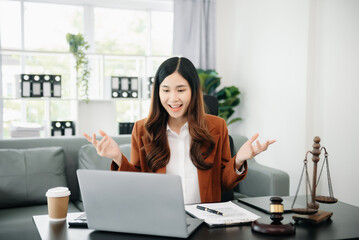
[45,187,71,197]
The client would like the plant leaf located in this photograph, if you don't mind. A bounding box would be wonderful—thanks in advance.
[196,69,242,125]
[205,77,220,95]
[227,118,242,126]
[219,98,240,108]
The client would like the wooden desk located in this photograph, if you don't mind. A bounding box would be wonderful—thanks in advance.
[33,196,359,240]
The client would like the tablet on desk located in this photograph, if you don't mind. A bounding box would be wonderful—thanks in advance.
[238,196,303,214]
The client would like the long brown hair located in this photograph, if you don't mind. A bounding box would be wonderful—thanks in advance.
[145,57,215,172]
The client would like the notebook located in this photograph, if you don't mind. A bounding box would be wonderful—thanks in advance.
[76,169,203,238]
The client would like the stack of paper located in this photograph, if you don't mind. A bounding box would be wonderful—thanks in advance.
[185,201,260,227]
[10,122,43,138]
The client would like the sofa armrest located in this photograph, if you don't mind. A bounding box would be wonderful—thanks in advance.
[229,133,289,198]
[234,159,289,197]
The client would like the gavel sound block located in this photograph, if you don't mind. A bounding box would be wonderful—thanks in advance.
[251,197,295,235]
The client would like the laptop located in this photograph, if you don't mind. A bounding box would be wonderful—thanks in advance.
[76,169,203,238]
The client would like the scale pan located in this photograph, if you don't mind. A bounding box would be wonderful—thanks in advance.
[292,208,318,215]
[315,196,338,204]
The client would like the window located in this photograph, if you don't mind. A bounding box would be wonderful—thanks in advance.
[0,0,173,139]
[0,1,22,49]
[94,8,147,55]
[24,2,83,51]
[151,11,173,55]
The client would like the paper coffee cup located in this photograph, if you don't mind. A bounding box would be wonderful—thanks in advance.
[46,187,71,221]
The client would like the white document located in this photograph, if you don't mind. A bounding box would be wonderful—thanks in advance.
[54,130,62,136]
[53,84,61,97]
[112,77,119,90]
[22,81,31,97]
[32,82,41,96]
[43,82,51,97]
[121,78,129,90]
[131,78,138,90]
[64,128,73,136]
[185,201,260,227]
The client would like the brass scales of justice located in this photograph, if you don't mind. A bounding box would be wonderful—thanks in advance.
[291,136,338,224]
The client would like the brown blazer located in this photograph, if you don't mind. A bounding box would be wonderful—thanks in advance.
[111,114,247,203]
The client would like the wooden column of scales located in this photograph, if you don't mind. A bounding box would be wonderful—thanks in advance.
[291,136,338,224]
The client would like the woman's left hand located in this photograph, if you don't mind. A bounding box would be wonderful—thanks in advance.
[235,133,276,169]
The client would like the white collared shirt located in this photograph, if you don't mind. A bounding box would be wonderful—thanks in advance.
[166,123,201,204]
[166,122,245,204]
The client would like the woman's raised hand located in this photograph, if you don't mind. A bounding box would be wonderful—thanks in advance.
[235,133,276,169]
[83,130,123,166]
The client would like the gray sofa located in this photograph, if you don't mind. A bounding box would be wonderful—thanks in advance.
[0,134,289,240]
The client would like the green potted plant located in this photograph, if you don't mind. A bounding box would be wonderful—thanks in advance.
[197,69,241,125]
[66,33,90,101]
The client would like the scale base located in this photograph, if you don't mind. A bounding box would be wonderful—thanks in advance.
[292,210,333,224]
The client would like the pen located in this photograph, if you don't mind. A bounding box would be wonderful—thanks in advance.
[196,205,225,216]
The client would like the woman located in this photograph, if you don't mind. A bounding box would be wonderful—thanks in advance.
[84,57,275,204]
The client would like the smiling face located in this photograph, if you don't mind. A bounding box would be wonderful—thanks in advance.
[159,71,192,126]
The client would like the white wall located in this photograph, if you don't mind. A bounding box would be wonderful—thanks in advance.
[217,0,359,207]
[311,0,359,207]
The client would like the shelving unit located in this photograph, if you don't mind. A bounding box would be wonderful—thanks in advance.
[0,50,165,139]
[1,96,151,138]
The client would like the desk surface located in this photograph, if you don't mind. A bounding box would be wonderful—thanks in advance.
[33,196,359,240]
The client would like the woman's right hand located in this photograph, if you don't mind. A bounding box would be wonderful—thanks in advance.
[83,130,123,166]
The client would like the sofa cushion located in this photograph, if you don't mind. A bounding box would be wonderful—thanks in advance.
[78,143,131,170]
[0,147,67,209]
[78,144,112,170]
